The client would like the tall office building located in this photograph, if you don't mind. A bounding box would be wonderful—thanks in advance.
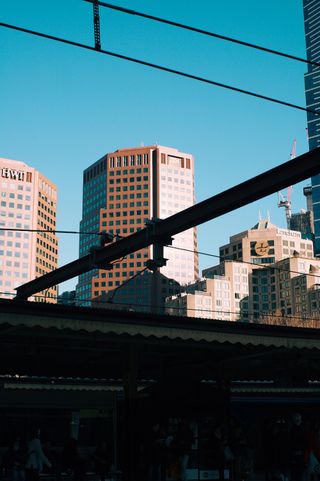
[0,158,58,301]
[76,145,199,305]
[303,0,320,254]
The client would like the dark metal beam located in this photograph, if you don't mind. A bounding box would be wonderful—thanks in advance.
[15,147,320,300]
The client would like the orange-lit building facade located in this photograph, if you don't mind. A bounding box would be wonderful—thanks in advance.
[0,158,58,302]
[76,146,198,305]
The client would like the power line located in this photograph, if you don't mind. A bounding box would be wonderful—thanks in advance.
[1,224,319,282]
[0,224,319,281]
[84,0,320,69]
[1,22,319,117]
[2,290,319,325]
[0,227,116,236]
[166,244,320,281]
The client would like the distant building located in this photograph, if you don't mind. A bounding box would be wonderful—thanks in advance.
[250,255,320,323]
[0,158,58,302]
[289,185,314,241]
[76,145,199,308]
[303,0,320,254]
[166,261,249,321]
[58,290,76,306]
[166,220,319,323]
[218,219,314,265]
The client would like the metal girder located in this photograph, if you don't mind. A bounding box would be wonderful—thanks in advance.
[15,147,320,300]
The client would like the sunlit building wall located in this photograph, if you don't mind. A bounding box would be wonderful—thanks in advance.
[0,158,58,302]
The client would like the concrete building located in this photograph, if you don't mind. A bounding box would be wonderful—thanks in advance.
[303,0,320,254]
[76,145,199,306]
[218,219,314,265]
[166,220,318,323]
[250,255,320,323]
[166,261,249,321]
[0,158,58,302]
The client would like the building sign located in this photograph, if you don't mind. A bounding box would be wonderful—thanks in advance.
[1,168,32,182]
[277,228,300,238]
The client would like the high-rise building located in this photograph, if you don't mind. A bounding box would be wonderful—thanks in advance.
[76,145,199,305]
[303,0,320,254]
[0,158,58,301]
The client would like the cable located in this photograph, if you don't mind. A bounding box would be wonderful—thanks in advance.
[1,22,319,116]
[165,244,320,281]
[0,224,319,281]
[1,223,319,282]
[0,227,116,236]
[2,290,319,325]
[84,0,320,70]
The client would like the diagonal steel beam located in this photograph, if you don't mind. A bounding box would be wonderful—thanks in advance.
[15,147,320,300]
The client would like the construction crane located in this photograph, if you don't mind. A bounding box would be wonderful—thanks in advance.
[277,139,296,229]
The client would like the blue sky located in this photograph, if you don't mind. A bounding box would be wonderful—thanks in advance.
[1,0,310,292]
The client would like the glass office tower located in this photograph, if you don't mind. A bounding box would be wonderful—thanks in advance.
[303,0,320,254]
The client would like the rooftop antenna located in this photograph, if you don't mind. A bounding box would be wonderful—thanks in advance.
[277,139,295,229]
[267,210,271,222]
[258,210,262,221]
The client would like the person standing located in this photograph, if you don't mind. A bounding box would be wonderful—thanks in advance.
[289,413,307,481]
[25,429,51,481]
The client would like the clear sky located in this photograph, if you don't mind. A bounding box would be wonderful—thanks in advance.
[1,0,310,292]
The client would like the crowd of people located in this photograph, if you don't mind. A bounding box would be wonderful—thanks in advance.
[2,412,320,481]
[1,430,111,481]
[141,417,253,481]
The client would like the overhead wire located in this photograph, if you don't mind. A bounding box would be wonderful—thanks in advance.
[165,244,320,281]
[1,22,319,117]
[0,225,319,281]
[1,290,319,325]
[84,0,320,69]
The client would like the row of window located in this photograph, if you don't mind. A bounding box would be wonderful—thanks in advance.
[1,192,31,201]
[109,168,149,176]
[0,261,28,269]
[0,240,29,249]
[107,201,148,210]
[1,182,31,192]
[109,176,149,184]
[105,210,149,217]
[0,250,28,258]
[108,185,149,193]
[1,201,31,210]
[103,218,148,226]
[109,153,149,168]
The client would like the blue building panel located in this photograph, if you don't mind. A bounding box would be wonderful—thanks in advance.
[303,0,320,254]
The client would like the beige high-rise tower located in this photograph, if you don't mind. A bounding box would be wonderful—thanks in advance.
[0,158,58,302]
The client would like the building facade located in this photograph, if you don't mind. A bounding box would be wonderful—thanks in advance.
[250,255,320,323]
[166,261,249,321]
[303,0,320,254]
[0,158,58,301]
[76,145,199,306]
[166,220,318,323]
[218,219,314,265]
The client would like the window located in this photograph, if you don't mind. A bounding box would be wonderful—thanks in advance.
[130,155,135,166]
